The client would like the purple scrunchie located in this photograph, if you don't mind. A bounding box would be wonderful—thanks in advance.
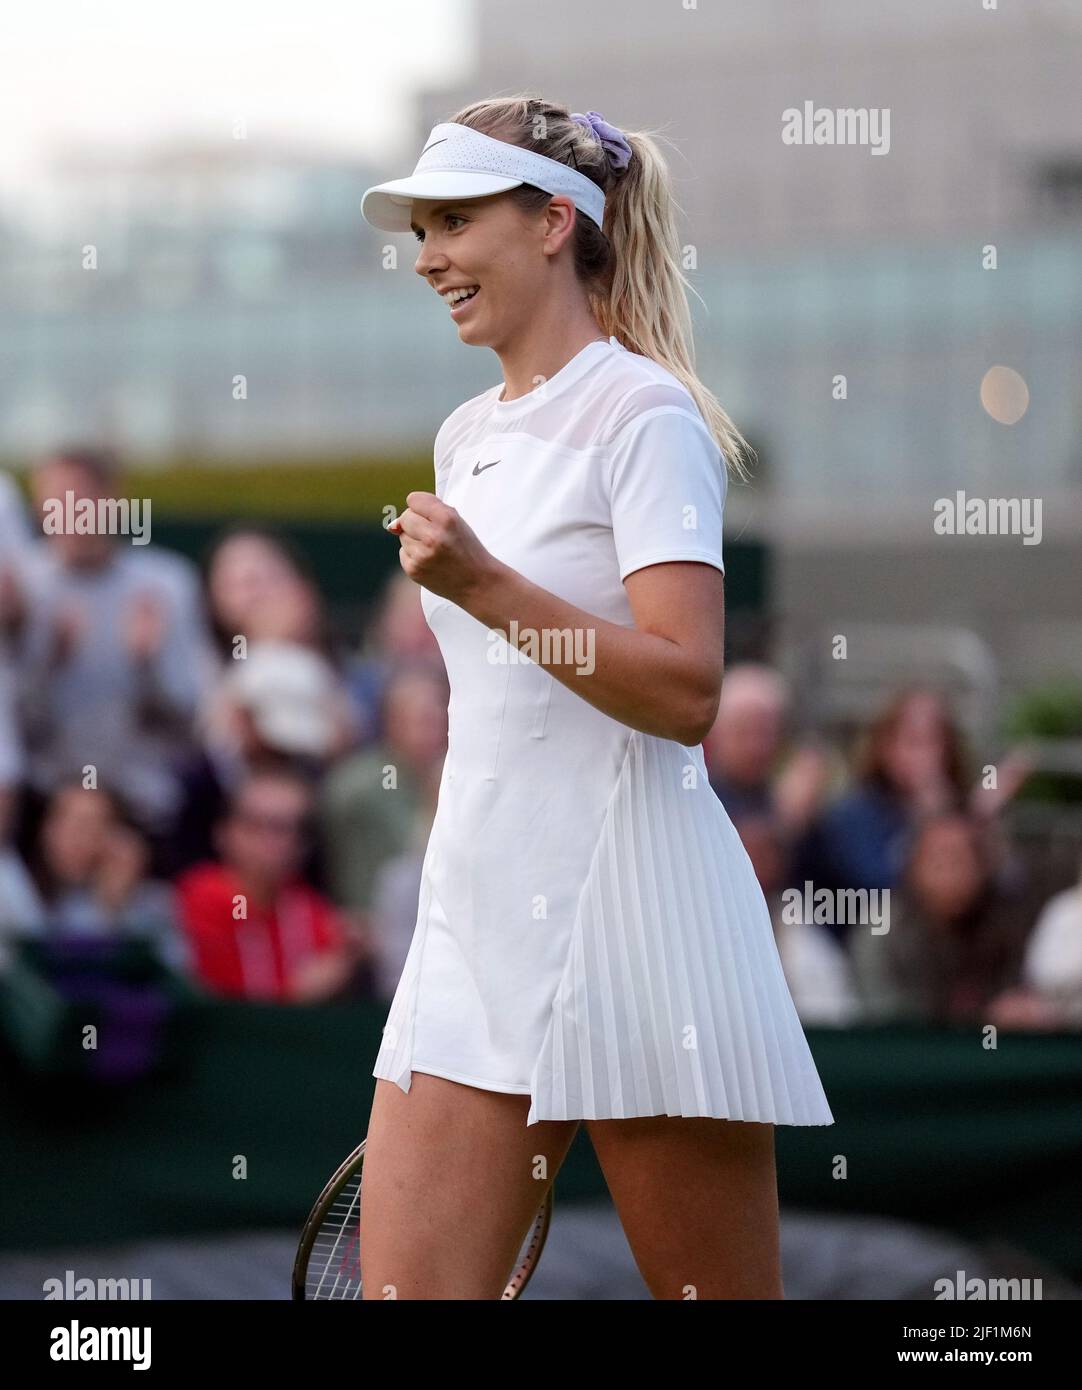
[570,110,632,172]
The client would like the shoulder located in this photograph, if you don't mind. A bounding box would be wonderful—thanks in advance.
[115,544,202,602]
[586,344,706,444]
[594,348,724,487]
[176,862,235,912]
[1027,888,1082,959]
[601,354,724,486]
[598,349,728,580]
[322,747,386,804]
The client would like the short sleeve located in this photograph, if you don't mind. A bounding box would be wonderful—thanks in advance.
[607,407,727,581]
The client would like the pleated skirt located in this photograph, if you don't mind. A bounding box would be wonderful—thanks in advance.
[372,729,835,1128]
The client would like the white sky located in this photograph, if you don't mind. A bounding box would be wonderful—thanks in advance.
[0,0,472,196]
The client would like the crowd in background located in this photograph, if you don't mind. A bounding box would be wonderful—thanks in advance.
[2,446,1081,1035]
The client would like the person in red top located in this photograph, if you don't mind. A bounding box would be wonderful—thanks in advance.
[177,766,357,1001]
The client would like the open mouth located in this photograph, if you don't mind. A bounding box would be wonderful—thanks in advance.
[449,286,480,316]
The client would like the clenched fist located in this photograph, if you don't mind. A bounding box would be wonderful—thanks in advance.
[388,491,497,606]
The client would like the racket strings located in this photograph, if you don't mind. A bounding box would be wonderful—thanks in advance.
[309,1175,364,1299]
[298,1153,553,1299]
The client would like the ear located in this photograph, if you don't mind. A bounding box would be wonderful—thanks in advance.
[543,196,578,254]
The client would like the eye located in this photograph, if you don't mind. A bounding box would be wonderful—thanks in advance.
[414,212,466,243]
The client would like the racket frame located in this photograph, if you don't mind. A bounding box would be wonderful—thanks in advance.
[292,1138,554,1300]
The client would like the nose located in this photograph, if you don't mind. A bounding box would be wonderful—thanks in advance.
[414,255,447,285]
[413,238,447,281]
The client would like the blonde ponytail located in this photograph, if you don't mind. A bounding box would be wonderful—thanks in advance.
[450,94,755,483]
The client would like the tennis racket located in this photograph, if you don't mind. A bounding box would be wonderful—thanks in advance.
[292,1138,554,1299]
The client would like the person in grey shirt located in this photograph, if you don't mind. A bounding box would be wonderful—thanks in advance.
[5,446,215,840]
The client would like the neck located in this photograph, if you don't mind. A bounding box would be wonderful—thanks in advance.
[496,302,607,404]
[237,871,284,909]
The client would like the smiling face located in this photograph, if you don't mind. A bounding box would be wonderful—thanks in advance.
[411,193,575,353]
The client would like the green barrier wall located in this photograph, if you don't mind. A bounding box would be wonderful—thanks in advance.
[7,456,767,614]
[2,1001,1080,1276]
[151,518,767,615]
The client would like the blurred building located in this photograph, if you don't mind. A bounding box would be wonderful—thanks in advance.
[423,0,1082,246]
[1,0,1080,706]
[415,0,1082,729]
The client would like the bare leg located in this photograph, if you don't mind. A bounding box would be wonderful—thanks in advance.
[586,1115,783,1300]
[359,1073,580,1299]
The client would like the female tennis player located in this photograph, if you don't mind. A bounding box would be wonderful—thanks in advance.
[357,95,834,1300]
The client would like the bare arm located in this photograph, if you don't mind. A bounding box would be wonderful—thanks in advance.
[390,491,725,746]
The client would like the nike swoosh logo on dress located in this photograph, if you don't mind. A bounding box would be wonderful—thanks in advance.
[472,459,500,475]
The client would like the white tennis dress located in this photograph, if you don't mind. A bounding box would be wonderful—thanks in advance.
[372,335,834,1127]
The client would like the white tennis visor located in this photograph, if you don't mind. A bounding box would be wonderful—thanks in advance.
[361,122,607,234]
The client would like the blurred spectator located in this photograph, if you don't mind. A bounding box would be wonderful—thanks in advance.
[367,758,444,1000]
[345,570,442,748]
[321,663,448,917]
[202,525,329,657]
[167,525,358,876]
[1017,863,1082,1026]
[170,638,356,874]
[789,686,1031,944]
[849,810,1032,1025]
[214,640,355,762]
[176,766,360,1002]
[4,446,215,846]
[704,663,834,860]
[3,780,186,971]
[734,809,861,1026]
